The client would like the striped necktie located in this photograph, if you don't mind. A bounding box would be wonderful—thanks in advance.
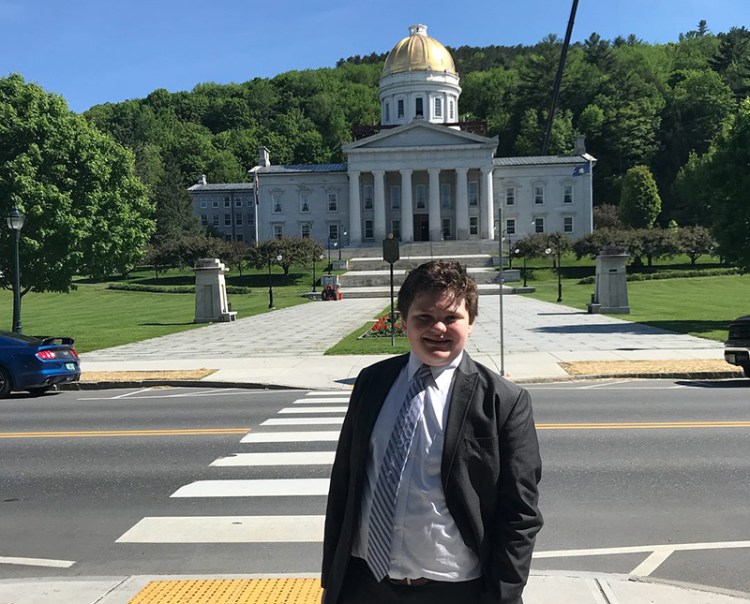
[366,363,432,581]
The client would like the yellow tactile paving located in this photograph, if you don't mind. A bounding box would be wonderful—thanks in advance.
[127,578,322,604]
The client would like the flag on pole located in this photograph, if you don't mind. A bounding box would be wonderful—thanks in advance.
[254,170,260,205]
[572,163,591,176]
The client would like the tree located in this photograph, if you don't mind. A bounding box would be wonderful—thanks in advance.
[593,204,624,229]
[674,225,716,266]
[153,155,202,245]
[0,75,154,295]
[619,165,662,228]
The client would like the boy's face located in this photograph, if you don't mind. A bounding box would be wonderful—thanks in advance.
[402,290,473,367]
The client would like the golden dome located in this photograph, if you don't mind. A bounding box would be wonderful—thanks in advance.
[382,24,457,77]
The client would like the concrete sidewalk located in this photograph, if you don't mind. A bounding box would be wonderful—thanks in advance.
[2,571,749,603]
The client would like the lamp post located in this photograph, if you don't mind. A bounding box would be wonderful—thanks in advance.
[504,230,513,269]
[327,237,336,274]
[268,253,282,309]
[514,248,528,287]
[312,252,324,292]
[546,233,563,302]
[7,207,25,333]
[338,230,347,261]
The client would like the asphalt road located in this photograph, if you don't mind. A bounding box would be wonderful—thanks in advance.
[1,379,749,595]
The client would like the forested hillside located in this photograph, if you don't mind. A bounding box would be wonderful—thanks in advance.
[82,22,749,230]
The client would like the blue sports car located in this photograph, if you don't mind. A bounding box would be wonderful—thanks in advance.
[0,331,80,398]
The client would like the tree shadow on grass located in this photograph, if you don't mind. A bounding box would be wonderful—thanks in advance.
[534,319,730,338]
[139,322,195,326]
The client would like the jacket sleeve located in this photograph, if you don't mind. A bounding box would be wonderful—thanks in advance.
[486,387,543,604]
[320,371,365,589]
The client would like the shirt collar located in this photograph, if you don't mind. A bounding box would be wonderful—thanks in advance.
[407,351,464,382]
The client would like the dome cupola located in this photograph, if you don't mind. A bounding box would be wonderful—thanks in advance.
[379,25,461,127]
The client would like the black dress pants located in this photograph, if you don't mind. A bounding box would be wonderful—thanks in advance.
[339,557,484,604]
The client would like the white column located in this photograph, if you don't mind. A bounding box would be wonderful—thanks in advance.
[428,168,441,241]
[400,169,414,242]
[480,166,494,239]
[348,171,361,245]
[373,170,387,242]
[455,167,469,240]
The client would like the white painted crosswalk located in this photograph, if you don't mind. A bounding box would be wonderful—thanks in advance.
[116,390,349,546]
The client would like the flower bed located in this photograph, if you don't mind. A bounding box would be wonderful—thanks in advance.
[360,313,405,338]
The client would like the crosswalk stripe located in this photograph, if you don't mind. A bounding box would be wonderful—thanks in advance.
[278,406,347,414]
[292,398,349,404]
[171,479,330,498]
[305,391,348,396]
[262,417,344,426]
[210,452,335,467]
[116,516,325,543]
[241,431,340,443]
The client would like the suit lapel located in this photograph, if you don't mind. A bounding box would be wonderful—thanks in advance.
[442,353,479,484]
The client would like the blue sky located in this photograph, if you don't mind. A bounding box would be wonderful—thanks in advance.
[1,0,747,113]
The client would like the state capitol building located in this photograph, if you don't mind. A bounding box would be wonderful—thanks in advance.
[189,24,595,247]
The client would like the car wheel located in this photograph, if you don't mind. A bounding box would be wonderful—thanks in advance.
[0,367,11,399]
[27,386,52,397]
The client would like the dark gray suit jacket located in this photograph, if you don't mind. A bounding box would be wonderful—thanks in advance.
[321,352,543,604]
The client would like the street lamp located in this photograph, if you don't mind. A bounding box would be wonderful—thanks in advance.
[312,252,324,292]
[338,230,347,261]
[514,248,528,287]
[504,230,513,269]
[327,237,337,274]
[545,233,563,302]
[268,253,282,309]
[7,207,25,333]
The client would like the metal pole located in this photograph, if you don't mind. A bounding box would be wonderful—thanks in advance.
[557,242,563,302]
[389,262,396,346]
[12,229,22,333]
[267,254,274,309]
[497,209,505,377]
[523,256,528,287]
[312,251,317,292]
[327,239,332,275]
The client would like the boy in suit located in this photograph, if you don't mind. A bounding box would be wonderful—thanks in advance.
[322,260,542,604]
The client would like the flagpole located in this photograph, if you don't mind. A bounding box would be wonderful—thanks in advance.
[253,169,260,246]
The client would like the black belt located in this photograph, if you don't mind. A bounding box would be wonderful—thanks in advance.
[387,577,434,587]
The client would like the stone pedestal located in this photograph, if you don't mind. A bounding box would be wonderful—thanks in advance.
[591,246,630,314]
[193,258,237,323]
[321,275,340,287]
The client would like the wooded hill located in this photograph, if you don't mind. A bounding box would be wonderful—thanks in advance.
[82,22,749,230]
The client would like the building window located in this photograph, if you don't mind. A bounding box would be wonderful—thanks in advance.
[362,185,373,210]
[200,200,207,209]
[385,102,390,122]
[224,197,230,208]
[235,213,243,226]
[397,99,404,118]
[391,220,401,239]
[442,218,451,240]
[364,220,374,240]
[533,218,544,233]
[416,97,424,117]
[469,216,479,236]
[235,198,242,207]
[435,97,442,118]
[247,213,254,226]
[225,234,232,242]
[272,193,282,213]
[563,184,573,204]
[390,185,401,209]
[506,218,516,235]
[301,223,311,238]
[273,224,283,240]
[224,214,231,226]
[440,183,452,209]
[506,187,515,206]
[468,181,479,206]
[449,99,455,121]
[300,192,310,213]
[564,216,574,233]
[201,214,208,227]
[534,185,545,205]
[328,224,339,241]
[328,192,338,212]
[212,214,219,226]
[236,234,244,242]
[415,184,426,209]
[247,198,254,207]
[212,200,219,208]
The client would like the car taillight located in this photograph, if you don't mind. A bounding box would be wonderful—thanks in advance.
[71,349,78,358]
[36,350,57,360]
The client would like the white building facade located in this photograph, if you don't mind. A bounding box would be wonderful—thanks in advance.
[189,24,595,247]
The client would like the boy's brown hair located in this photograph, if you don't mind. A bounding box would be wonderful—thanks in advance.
[397,260,479,324]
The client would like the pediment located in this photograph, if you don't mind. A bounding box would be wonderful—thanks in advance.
[343,120,497,152]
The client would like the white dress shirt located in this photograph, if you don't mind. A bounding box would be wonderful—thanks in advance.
[352,351,481,581]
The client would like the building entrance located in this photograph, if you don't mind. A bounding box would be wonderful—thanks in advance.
[414,214,429,241]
